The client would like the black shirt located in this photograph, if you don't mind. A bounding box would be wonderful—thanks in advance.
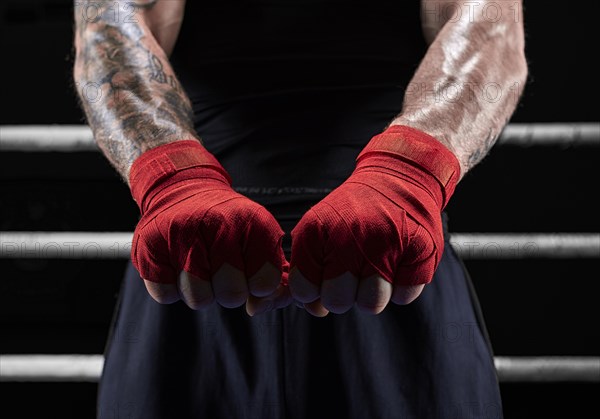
[170,0,427,191]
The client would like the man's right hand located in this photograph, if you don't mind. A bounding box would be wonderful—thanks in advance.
[130,140,290,312]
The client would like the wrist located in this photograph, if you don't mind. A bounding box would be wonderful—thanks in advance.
[129,140,231,213]
[356,125,461,209]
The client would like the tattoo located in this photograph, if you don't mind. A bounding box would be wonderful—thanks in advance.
[466,128,499,170]
[147,51,167,84]
[73,0,197,182]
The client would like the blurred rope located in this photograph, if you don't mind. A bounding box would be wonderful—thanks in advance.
[1,355,598,382]
[1,123,599,151]
[1,232,598,259]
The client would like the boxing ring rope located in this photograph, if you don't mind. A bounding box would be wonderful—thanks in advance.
[0,355,598,383]
[494,357,600,383]
[1,123,599,151]
[2,123,599,385]
[0,355,104,383]
[1,232,599,259]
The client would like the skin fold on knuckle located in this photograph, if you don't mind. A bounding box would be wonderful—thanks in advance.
[288,270,319,303]
[145,282,179,304]
[391,285,425,305]
[214,288,248,308]
[182,295,214,310]
[247,263,280,297]
[320,295,354,314]
[178,282,214,309]
[356,295,389,314]
[355,275,392,312]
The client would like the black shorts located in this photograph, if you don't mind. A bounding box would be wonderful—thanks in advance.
[98,191,502,419]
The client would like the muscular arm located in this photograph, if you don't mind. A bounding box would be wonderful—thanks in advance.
[392,0,528,178]
[73,0,192,182]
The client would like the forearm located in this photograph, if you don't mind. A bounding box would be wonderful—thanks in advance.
[391,0,528,178]
[73,0,197,182]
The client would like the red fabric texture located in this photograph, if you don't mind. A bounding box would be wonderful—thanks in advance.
[129,140,288,284]
[290,125,460,286]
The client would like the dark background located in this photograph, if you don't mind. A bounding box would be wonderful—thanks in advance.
[1,1,599,418]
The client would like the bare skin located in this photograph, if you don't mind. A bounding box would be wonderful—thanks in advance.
[288,0,528,316]
[73,0,190,179]
[74,0,527,316]
[73,0,288,313]
[400,0,528,177]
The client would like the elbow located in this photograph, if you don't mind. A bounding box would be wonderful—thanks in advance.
[515,46,529,88]
[499,24,528,88]
[512,48,528,88]
[511,23,529,86]
[72,28,89,83]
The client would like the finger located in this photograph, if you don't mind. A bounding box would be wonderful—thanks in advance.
[320,272,358,314]
[200,200,246,276]
[355,275,392,314]
[143,279,180,304]
[288,266,320,303]
[177,270,214,310]
[211,263,248,308]
[395,222,439,286]
[304,299,329,317]
[393,247,435,305]
[132,226,178,284]
[271,285,294,310]
[247,262,281,298]
[246,284,293,316]
[242,206,287,279]
[290,212,324,285]
[391,284,425,305]
[246,294,273,316]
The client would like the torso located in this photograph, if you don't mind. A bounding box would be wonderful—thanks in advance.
[159,0,428,191]
[144,0,436,57]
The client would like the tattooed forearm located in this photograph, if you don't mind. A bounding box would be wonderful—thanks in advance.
[466,128,499,168]
[73,0,196,182]
[391,0,528,178]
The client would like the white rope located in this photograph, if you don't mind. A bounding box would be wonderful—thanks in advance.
[1,355,597,382]
[0,232,133,259]
[499,123,600,146]
[494,356,600,382]
[1,123,599,151]
[0,355,104,382]
[0,125,98,151]
[1,232,598,259]
[451,233,600,259]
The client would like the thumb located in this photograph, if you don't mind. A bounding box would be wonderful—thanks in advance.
[394,221,441,286]
[246,283,294,316]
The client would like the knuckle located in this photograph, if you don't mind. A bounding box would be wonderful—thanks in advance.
[249,204,276,224]
[288,273,319,302]
[148,289,179,305]
[203,206,229,227]
[152,295,176,304]
[391,286,423,305]
[248,275,279,296]
[185,294,214,310]
[356,300,387,314]
[292,210,322,238]
[391,295,416,305]
[321,296,353,314]
[289,286,313,303]
[214,288,248,307]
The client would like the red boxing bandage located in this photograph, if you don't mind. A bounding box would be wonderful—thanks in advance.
[290,125,460,286]
[129,140,287,284]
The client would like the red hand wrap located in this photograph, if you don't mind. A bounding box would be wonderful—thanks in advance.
[129,140,288,284]
[290,125,460,286]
